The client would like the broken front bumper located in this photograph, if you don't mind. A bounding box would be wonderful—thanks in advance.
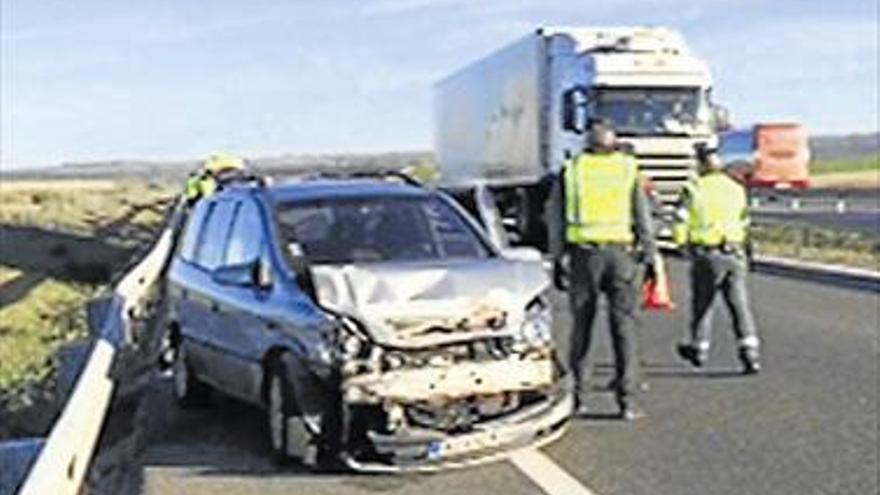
[341,382,573,473]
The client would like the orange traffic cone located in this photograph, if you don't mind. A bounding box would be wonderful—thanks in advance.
[643,254,675,311]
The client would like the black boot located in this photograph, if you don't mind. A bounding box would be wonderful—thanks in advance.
[573,393,590,417]
[676,343,707,368]
[739,347,761,375]
[617,397,645,421]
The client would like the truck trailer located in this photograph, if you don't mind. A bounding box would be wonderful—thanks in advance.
[434,27,728,248]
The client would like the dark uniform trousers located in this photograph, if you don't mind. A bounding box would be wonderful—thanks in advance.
[689,247,758,347]
[568,244,640,401]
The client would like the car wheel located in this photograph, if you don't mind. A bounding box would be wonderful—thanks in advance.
[266,360,316,466]
[172,343,210,408]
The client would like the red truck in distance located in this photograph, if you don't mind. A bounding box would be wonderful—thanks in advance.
[719,123,811,189]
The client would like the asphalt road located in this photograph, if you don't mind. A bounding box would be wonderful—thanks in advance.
[751,190,880,232]
[104,260,879,495]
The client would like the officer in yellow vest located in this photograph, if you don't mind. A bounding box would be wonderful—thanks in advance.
[560,119,658,420]
[184,153,246,206]
[673,144,760,374]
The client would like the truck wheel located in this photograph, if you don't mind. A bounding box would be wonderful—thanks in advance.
[266,361,317,466]
[172,344,210,408]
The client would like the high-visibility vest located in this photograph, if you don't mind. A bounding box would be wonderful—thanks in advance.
[683,172,748,246]
[564,151,638,244]
[184,174,217,201]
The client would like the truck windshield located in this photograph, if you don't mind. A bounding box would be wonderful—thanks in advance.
[275,195,492,264]
[594,87,709,136]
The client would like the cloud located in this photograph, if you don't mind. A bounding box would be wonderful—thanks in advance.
[362,0,744,18]
[698,17,878,132]
[703,18,878,84]
[362,0,475,15]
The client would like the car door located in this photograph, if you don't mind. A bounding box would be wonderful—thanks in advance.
[207,197,271,403]
[170,199,212,343]
[184,198,238,387]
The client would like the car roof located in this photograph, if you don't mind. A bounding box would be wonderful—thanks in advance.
[264,178,432,204]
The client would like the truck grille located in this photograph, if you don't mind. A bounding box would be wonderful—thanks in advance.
[636,154,696,208]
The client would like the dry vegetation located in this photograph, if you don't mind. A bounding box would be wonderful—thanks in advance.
[0,178,174,438]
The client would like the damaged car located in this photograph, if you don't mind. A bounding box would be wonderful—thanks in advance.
[164,173,572,471]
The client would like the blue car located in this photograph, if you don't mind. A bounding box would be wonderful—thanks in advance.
[165,174,572,471]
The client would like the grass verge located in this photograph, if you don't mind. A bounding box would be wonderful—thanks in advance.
[751,222,880,271]
[810,155,879,175]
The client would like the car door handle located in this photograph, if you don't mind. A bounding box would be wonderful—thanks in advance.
[210,302,220,313]
[265,321,278,331]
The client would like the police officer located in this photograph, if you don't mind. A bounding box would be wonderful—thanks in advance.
[556,119,658,420]
[184,153,247,206]
[673,144,761,374]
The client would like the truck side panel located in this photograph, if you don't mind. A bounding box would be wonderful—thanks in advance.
[434,34,546,187]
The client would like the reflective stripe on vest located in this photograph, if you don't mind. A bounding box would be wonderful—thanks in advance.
[564,152,637,244]
[687,172,748,245]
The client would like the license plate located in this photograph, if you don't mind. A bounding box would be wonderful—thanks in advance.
[427,440,443,460]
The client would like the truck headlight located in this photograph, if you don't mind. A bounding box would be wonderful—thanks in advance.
[519,294,553,347]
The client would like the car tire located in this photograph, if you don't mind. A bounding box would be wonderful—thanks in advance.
[266,360,317,466]
[172,343,210,408]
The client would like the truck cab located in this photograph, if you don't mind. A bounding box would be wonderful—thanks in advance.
[557,28,722,207]
[434,27,727,248]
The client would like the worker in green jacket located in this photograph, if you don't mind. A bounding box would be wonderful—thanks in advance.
[673,144,761,374]
[558,119,658,420]
[184,153,246,206]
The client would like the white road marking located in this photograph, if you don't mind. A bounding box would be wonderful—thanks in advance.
[508,448,599,495]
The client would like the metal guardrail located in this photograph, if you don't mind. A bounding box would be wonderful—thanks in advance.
[17,225,176,495]
[751,254,880,292]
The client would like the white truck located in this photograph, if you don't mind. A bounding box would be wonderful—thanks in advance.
[434,27,728,249]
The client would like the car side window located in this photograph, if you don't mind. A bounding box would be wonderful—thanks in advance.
[225,199,264,266]
[424,197,489,259]
[179,201,211,262]
[193,200,238,270]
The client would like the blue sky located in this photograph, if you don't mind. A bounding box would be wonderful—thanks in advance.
[1,0,877,168]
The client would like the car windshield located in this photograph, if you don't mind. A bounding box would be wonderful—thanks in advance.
[275,194,493,264]
[594,87,709,136]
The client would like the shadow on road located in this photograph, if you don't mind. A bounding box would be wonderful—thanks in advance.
[593,362,746,380]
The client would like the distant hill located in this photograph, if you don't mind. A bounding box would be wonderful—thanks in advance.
[2,132,876,182]
[2,151,436,183]
[810,132,879,161]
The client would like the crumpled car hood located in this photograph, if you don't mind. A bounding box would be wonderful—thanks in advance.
[310,258,548,349]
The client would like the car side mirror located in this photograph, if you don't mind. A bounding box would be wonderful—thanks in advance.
[562,86,590,134]
[212,263,256,287]
[712,104,732,132]
[255,258,273,290]
[213,260,272,289]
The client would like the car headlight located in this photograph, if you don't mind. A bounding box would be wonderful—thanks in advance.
[336,316,371,360]
[519,293,553,347]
